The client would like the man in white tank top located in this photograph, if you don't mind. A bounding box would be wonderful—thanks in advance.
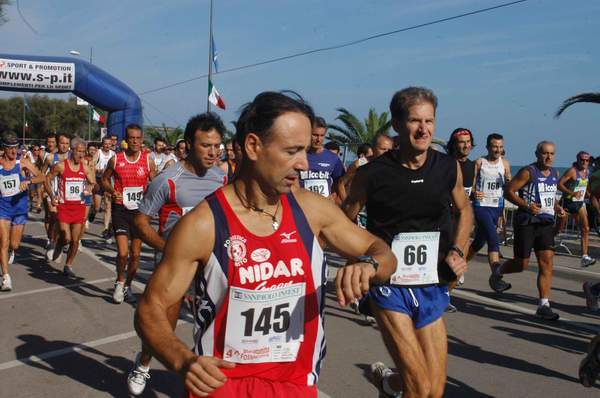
[93,137,116,240]
[467,133,512,290]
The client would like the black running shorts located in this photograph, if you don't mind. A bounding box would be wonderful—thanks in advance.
[513,222,555,258]
[112,204,138,237]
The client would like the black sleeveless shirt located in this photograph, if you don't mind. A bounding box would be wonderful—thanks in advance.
[359,148,457,283]
[459,159,475,189]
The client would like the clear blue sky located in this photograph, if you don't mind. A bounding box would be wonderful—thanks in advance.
[2,0,599,166]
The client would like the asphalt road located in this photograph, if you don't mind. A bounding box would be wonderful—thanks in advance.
[1,212,599,397]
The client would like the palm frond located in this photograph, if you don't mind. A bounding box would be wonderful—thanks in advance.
[555,92,600,118]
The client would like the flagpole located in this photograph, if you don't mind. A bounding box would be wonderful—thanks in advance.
[207,0,214,112]
[22,94,26,145]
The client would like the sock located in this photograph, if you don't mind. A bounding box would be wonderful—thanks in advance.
[540,298,550,307]
[137,363,150,372]
[492,262,502,276]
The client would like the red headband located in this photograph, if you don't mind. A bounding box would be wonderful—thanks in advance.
[453,130,471,138]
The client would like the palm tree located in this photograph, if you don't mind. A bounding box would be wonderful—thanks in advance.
[555,92,600,118]
[145,124,183,146]
[328,107,391,152]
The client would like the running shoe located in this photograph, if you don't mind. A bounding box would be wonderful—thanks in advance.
[63,266,76,278]
[1,274,12,291]
[489,274,511,293]
[579,334,600,387]
[456,274,465,287]
[127,353,151,396]
[583,282,599,312]
[8,250,14,265]
[124,286,136,303]
[113,281,125,304]
[52,245,64,262]
[88,208,96,223]
[370,362,402,398]
[581,255,597,268]
[535,305,559,321]
[45,242,55,261]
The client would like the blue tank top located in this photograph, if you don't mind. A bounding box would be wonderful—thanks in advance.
[0,159,28,215]
[516,163,559,224]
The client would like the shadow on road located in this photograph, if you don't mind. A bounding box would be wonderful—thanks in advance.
[14,334,184,397]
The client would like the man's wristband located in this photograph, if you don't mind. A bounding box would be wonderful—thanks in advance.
[357,255,379,271]
[450,245,464,258]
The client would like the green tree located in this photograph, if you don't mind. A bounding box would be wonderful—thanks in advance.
[145,124,183,146]
[328,107,392,153]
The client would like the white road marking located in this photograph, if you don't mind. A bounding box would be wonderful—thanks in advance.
[0,277,114,300]
[78,244,147,292]
[0,319,191,371]
[452,289,600,334]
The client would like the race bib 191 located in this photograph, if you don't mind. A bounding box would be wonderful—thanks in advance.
[123,186,144,210]
[303,179,330,197]
[0,174,20,197]
[224,283,305,364]
[390,232,440,285]
[539,191,555,215]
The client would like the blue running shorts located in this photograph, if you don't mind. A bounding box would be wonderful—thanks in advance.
[0,213,27,226]
[370,284,449,329]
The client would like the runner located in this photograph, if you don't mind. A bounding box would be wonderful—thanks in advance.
[82,142,97,227]
[101,124,156,304]
[337,134,394,202]
[0,131,45,291]
[219,139,238,181]
[135,91,397,398]
[44,137,95,276]
[557,151,596,267]
[42,133,71,260]
[149,136,172,174]
[494,141,565,320]
[126,112,227,396]
[446,127,477,312]
[343,87,472,398]
[93,137,115,241]
[163,139,188,170]
[467,133,511,288]
[298,117,345,201]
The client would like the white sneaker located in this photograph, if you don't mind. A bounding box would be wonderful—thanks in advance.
[370,362,402,398]
[45,243,55,261]
[1,274,12,291]
[127,354,150,396]
[8,250,14,265]
[457,274,465,287]
[112,281,125,304]
[581,255,596,268]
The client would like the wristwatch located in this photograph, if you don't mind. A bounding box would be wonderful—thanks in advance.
[357,255,379,271]
[449,245,465,258]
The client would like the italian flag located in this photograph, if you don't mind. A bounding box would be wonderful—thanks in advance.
[208,79,226,110]
[92,108,106,124]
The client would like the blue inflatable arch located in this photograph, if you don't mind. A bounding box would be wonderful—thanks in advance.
[0,53,142,142]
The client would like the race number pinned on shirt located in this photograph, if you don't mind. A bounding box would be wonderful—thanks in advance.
[303,179,330,197]
[539,190,556,215]
[65,181,84,202]
[0,174,20,197]
[123,186,144,210]
[390,232,440,285]
[224,283,305,364]
[480,177,502,207]
[464,187,473,197]
[572,185,586,203]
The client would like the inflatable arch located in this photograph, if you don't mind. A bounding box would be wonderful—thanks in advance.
[0,54,142,142]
